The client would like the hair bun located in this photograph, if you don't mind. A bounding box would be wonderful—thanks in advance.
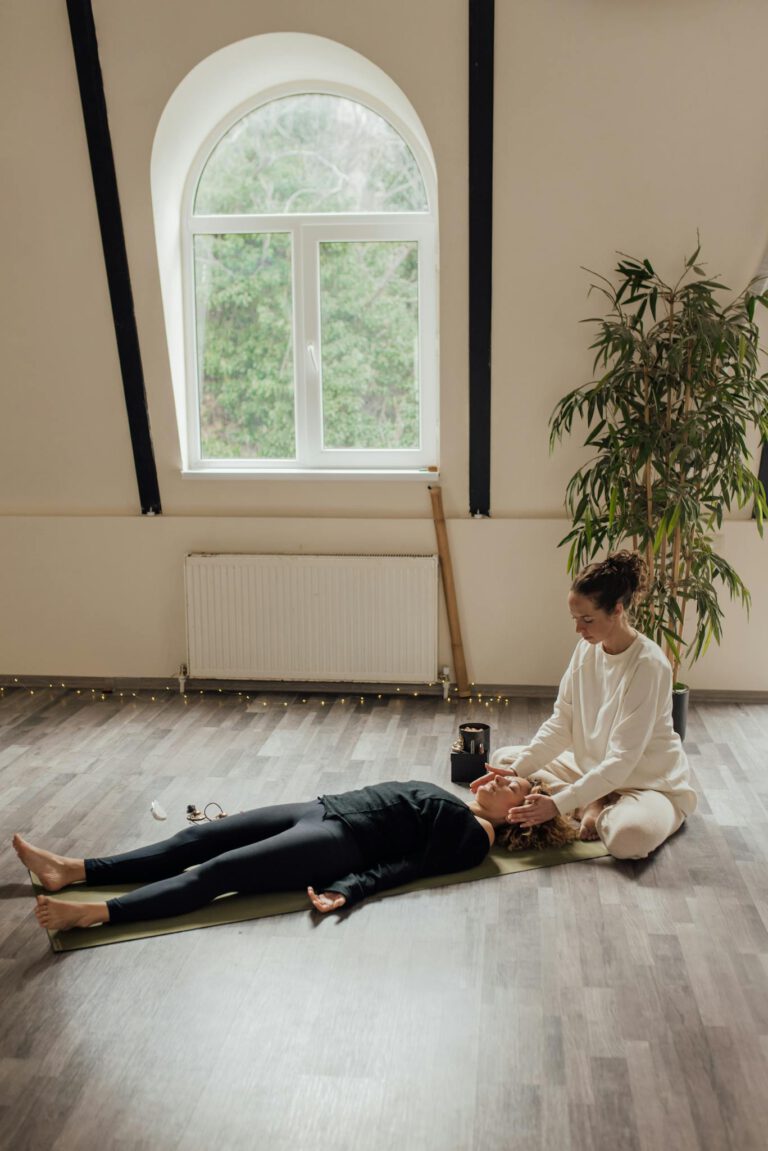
[601,550,647,592]
[571,550,648,611]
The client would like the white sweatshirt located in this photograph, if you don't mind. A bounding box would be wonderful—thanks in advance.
[508,633,697,816]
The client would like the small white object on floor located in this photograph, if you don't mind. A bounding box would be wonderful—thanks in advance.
[150,800,168,821]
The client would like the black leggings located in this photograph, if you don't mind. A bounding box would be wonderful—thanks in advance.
[84,801,365,925]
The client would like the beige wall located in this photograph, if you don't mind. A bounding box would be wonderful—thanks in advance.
[1,518,764,690]
[2,0,768,688]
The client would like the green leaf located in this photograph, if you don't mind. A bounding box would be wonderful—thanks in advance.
[653,514,667,554]
[667,501,681,536]
[608,485,618,529]
[686,243,702,268]
[667,599,684,624]
[649,289,658,320]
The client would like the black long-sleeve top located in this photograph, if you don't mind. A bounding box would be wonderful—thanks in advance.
[319,780,490,907]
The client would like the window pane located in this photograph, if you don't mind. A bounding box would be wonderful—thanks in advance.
[194,233,295,459]
[319,241,420,450]
[195,94,428,215]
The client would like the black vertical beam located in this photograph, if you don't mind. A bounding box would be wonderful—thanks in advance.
[468,0,494,517]
[66,0,162,515]
[755,440,768,520]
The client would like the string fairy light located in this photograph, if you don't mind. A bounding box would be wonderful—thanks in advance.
[2,680,511,713]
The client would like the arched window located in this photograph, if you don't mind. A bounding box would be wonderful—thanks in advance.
[153,37,438,475]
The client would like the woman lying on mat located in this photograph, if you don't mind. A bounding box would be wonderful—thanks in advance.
[13,776,576,932]
[472,550,697,861]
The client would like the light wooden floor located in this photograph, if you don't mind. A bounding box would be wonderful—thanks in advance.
[1,686,767,1151]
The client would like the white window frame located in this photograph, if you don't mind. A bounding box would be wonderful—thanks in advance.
[181,86,439,475]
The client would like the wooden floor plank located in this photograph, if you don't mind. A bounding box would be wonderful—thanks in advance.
[1,687,768,1149]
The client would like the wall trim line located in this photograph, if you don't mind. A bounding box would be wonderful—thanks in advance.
[2,676,766,704]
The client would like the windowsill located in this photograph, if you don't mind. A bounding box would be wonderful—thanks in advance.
[180,468,440,481]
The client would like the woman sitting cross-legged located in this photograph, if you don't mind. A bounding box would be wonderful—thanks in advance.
[471,551,697,860]
[14,776,576,932]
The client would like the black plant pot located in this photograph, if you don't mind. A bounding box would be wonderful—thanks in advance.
[672,686,689,741]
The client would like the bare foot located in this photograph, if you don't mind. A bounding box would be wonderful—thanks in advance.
[34,895,108,932]
[578,799,607,842]
[12,835,85,891]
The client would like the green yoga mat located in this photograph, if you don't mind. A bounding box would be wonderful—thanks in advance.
[30,839,608,953]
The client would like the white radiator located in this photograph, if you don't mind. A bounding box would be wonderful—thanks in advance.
[184,554,439,683]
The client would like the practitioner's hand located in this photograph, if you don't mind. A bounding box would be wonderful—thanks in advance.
[507,793,558,827]
[469,763,519,793]
[307,886,347,914]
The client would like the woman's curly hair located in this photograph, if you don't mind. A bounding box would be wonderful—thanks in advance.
[571,549,648,615]
[495,779,579,852]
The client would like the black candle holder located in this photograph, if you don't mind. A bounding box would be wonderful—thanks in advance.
[458,723,489,755]
[450,722,491,784]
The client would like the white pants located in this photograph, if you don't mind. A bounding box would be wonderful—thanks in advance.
[490,745,687,861]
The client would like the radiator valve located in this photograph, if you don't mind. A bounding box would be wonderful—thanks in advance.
[439,666,452,700]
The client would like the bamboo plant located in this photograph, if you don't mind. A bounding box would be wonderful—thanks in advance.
[549,242,768,686]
